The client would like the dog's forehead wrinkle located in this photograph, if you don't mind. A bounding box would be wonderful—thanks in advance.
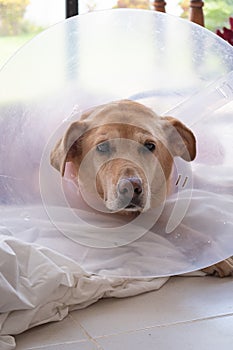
[89,123,159,143]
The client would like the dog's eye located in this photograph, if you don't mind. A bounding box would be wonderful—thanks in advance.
[144,142,156,152]
[96,141,110,153]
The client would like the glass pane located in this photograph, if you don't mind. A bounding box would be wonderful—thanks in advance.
[0,0,65,68]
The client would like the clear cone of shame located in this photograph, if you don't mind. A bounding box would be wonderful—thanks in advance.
[0,9,233,277]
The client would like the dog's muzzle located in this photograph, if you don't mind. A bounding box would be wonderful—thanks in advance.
[117,176,143,211]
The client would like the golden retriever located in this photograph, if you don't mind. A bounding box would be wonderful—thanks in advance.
[50,100,233,277]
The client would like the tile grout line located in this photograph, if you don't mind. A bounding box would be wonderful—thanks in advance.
[22,339,95,350]
[69,314,104,350]
[89,311,233,341]
[80,323,104,350]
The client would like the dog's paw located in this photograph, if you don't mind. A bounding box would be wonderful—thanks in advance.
[202,257,233,277]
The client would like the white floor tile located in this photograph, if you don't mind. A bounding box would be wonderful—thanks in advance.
[70,276,233,337]
[15,315,87,349]
[97,315,233,350]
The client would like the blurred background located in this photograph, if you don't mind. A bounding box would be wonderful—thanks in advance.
[0,0,232,68]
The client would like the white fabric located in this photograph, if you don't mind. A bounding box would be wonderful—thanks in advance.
[0,235,173,349]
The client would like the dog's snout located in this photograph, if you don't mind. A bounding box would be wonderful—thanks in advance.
[117,177,142,198]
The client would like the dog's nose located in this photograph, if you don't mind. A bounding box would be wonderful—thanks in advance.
[117,177,142,198]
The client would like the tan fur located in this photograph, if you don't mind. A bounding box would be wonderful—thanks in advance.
[50,100,232,277]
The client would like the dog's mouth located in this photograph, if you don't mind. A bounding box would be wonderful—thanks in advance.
[105,179,148,214]
[125,204,138,209]
[105,198,145,213]
[124,203,144,212]
[123,195,144,211]
[106,201,144,214]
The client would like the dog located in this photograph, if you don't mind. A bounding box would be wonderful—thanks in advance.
[50,100,233,277]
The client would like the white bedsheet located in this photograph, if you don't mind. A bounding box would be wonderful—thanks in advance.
[0,234,174,349]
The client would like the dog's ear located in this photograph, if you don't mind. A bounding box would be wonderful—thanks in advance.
[163,117,196,161]
[50,121,88,176]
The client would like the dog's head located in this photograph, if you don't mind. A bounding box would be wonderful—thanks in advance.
[50,100,196,214]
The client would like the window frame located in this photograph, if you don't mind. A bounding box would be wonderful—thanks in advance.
[66,0,79,18]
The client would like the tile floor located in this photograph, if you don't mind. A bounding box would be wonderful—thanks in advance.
[15,276,233,350]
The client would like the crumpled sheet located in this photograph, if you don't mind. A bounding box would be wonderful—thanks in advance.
[0,235,177,349]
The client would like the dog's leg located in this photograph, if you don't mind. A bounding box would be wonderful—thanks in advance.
[202,257,233,277]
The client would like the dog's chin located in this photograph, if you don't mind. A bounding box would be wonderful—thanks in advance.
[106,203,146,216]
[119,205,143,216]
[104,193,149,215]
